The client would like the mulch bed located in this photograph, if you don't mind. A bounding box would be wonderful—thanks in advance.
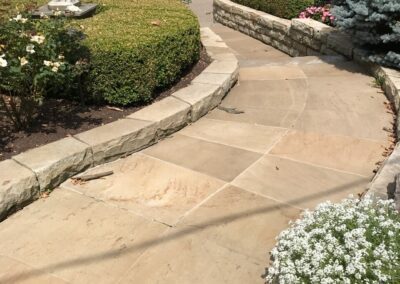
[0,48,211,161]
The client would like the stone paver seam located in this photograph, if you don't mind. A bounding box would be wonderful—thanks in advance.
[139,152,228,186]
[114,226,176,284]
[226,128,290,189]
[203,117,289,131]
[174,183,230,227]
[60,183,174,229]
[265,153,371,178]
[0,253,72,284]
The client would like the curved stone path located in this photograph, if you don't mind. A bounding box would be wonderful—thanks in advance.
[0,2,393,283]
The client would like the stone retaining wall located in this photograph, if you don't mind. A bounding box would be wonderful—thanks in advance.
[0,27,239,221]
[214,0,400,203]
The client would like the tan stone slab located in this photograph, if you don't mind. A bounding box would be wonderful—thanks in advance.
[203,59,239,74]
[305,76,389,115]
[0,159,39,220]
[119,228,265,284]
[270,130,387,176]
[232,155,369,209]
[179,118,287,153]
[192,72,237,94]
[13,137,92,190]
[172,83,224,122]
[206,106,300,128]
[294,108,392,142]
[144,134,261,182]
[0,255,68,284]
[239,66,306,81]
[127,96,190,137]
[0,189,166,284]
[62,153,225,226]
[200,27,228,48]
[300,60,368,78]
[221,79,307,110]
[179,185,300,261]
[75,118,157,165]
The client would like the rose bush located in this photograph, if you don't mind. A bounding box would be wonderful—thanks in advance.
[266,196,400,283]
[0,12,88,129]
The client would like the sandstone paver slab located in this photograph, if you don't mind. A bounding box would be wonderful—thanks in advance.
[0,159,39,220]
[127,96,190,137]
[270,130,388,176]
[232,155,369,209]
[118,228,265,284]
[0,189,166,284]
[178,185,300,260]
[172,82,224,122]
[179,118,287,153]
[144,134,261,182]
[13,137,92,190]
[75,118,157,165]
[62,153,225,226]
[0,255,68,284]
[239,66,306,81]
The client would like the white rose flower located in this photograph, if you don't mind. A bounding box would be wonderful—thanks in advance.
[26,44,35,54]
[12,14,28,23]
[19,57,28,66]
[51,66,59,73]
[0,54,7,67]
[43,60,52,67]
[31,35,45,44]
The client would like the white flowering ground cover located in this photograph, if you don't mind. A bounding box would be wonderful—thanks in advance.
[266,196,400,283]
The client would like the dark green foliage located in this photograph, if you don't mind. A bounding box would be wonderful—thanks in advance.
[231,0,315,19]
[81,0,201,105]
[332,0,400,69]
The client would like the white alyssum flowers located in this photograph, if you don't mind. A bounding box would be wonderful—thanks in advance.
[19,57,28,66]
[0,54,7,67]
[266,196,400,283]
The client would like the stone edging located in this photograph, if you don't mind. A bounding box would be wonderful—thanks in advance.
[0,27,239,221]
[214,0,400,202]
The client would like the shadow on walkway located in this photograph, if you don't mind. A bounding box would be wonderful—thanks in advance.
[1,178,366,283]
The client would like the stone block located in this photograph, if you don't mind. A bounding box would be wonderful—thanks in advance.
[257,14,275,29]
[173,83,224,122]
[0,159,39,220]
[327,31,354,58]
[75,119,157,165]
[13,137,92,190]
[291,19,315,37]
[128,97,191,137]
[192,70,238,94]
[273,18,291,34]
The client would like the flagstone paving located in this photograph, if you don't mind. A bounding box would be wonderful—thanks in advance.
[0,1,394,283]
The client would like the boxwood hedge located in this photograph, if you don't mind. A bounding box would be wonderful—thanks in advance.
[12,0,201,105]
[231,0,315,19]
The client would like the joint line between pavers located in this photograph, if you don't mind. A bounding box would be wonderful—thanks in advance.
[266,153,371,178]
[11,158,42,192]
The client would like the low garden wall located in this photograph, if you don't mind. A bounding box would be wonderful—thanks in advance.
[214,0,400,202]
[0,28,239,221]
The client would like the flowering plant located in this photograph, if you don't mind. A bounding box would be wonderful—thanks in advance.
[299,5,334,26]
[266,196,400,283]
[0,12,88,129]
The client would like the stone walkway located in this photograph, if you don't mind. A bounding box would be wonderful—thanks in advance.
[0,1,393,283]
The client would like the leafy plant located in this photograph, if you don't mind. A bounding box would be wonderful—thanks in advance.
[0,13,88,129]
[299,5,335,26]
[331,0,400,69]
[266,196,400,283]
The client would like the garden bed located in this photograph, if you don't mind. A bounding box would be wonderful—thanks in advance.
[0,47,210,161]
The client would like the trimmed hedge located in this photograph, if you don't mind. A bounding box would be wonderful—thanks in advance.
[82,0,200,105]
[13,0,201,105]
[231,0,315,19]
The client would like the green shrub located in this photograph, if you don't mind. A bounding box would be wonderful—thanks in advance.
[231,0,315,19]
[82,0,201,105]
[12,0,201,106]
